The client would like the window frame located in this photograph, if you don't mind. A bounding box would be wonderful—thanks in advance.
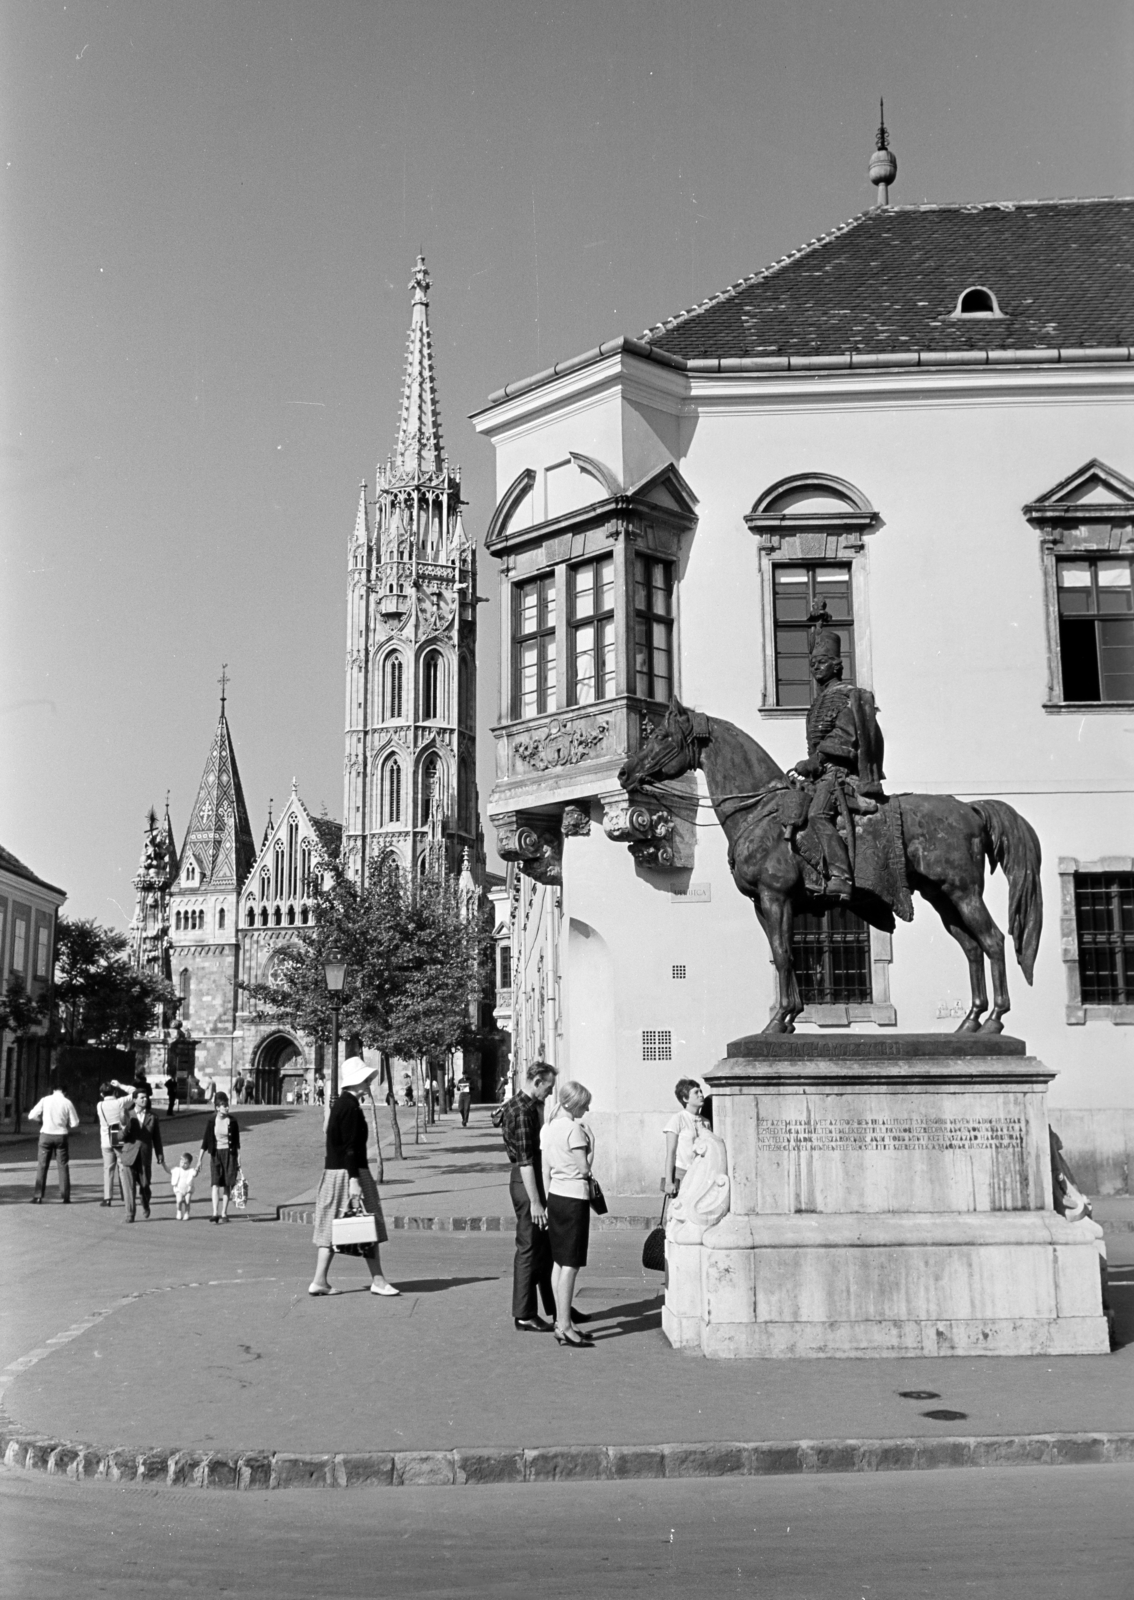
[633,554,675,704]
[511,572,557,719]
[770,562,857,709]
[1060,856,1134,1024]
[569,554,616,707]
[1054,555,1134,706]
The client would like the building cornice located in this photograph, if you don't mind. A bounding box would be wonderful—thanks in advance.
[472,336,1134,435]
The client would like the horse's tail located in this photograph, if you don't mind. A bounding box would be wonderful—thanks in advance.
[971,799,1043,984]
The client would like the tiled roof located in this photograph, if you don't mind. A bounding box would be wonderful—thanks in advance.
[643,199,1134,359]
[0,843,66,898]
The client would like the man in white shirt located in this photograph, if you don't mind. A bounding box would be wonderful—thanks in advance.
[28,1082,81,1203]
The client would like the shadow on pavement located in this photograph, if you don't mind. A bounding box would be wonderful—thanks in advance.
[584,1295,665,1339]
[392,1275,500,1293]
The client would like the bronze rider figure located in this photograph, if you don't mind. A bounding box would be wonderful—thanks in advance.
[790,616,885,900]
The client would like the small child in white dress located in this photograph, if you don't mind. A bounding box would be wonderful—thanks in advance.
[170,1152,198,1220]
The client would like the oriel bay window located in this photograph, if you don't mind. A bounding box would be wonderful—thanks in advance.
[634,555,673,702]
[513,574,556,718]
[1057,558,1134,704]
[570,556,615,705]
[773,564,854,707]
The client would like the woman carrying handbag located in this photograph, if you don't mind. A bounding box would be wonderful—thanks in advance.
[309,1047,399,1298]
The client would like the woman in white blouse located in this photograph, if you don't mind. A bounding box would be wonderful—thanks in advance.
[540,1080,595,1348]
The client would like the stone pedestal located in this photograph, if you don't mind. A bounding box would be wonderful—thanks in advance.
[664,1035,1110,1358]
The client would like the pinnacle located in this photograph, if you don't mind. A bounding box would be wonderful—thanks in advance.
[392,254,445,480]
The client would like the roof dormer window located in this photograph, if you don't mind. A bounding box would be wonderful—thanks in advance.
[952,285,1003,319]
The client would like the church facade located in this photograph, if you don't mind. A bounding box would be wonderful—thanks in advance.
[474,148,1134,1194]
[131,260,483,1101]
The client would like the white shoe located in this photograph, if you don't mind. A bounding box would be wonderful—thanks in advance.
[308,1283,341,1296]
[369,1282,400,1297]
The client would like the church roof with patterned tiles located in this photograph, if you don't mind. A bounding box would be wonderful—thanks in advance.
[641,198,1134,360]
[179,706,256,893]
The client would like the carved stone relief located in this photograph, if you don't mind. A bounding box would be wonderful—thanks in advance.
[512,716,610,773]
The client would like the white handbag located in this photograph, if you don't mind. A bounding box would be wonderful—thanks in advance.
[332,1199,378,1253]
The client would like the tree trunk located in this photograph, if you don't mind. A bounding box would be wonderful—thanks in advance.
[383,1054,403,1160]
[414,1058,423,1144]
[367,1092,385,1183]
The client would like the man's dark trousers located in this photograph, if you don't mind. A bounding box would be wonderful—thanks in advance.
[33,1135,71,1201]
[509,1166,554,1321]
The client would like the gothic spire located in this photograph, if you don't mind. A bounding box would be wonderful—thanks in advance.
[181,697,256,892]
[393,255,444,479]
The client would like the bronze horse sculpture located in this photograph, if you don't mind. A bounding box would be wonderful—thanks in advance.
[618,700,1042,1036]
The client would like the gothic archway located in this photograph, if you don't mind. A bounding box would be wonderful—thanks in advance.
[252,1031,305,1106]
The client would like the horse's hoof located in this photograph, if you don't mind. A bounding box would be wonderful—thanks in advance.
[979,1017,1005,1035]
[955,1017,982,1035]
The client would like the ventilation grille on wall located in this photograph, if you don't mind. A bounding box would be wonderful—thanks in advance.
[671,964,686,980]
[642,1029,673,1062]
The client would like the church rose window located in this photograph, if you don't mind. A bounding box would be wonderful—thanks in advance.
[1057,558,1134,703]
[791,905,872,1005]
[1073,872,1134,1005]
[772,565,855,708]
[570,557,615,705]
[513,574,556,718]
[634,556,673,702]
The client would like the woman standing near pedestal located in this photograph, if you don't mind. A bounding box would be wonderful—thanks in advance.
[199,1092,240,1224]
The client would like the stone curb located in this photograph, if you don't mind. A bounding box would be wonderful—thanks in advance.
[3,1422,1132,1490]
[275,1207,656,1230]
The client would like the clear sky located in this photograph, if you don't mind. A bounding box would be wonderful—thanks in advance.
[2,0,1132,923]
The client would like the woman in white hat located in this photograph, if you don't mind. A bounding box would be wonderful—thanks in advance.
[309,1039,399,1297]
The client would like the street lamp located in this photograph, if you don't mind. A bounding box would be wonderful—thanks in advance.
[323,953,348,1102]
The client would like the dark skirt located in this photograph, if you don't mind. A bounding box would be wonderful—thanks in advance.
[547,1192,590,1269]
[210,1149,239,1193]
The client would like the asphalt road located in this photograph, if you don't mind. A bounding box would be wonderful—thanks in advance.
[2,1460,1130,1599]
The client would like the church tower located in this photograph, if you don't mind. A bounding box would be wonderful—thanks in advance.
[343,257,480,886]
[168,680,256,1080]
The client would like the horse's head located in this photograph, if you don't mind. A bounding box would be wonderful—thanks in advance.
[618,699,711,791]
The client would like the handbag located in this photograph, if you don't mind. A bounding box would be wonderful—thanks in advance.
[587,1175,608,1216]
[641,1197,669,1272]
[332,1196,378,1257]
[232,1167,249,1210]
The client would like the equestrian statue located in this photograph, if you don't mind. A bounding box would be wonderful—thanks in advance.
[617,611,1042,1036]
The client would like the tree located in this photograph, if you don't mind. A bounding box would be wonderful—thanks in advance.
[54,917,177,1047]
[243,860,491,1151]
[0,973,43,1039]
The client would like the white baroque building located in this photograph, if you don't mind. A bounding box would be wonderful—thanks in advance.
[474,159,1134,1196]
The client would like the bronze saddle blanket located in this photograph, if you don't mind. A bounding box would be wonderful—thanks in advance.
[751,788,914,924]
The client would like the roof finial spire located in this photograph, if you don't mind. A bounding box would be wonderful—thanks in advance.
[393,254,444,479]
[218,662,229,712]
[869,99,897,207]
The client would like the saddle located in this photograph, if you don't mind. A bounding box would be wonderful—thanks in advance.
[758,781,914,924]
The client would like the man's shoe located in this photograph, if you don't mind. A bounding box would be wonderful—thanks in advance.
[514,1317,552,1332]
[61,1198,71,1204]
[29,1196,42,1204]
[100,1200,112,1207]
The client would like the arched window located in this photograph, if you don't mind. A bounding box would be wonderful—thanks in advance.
[383,654,404,721]
[300,842,312,898]
[953,284,1002,318]
[273,906,283,926]
[218,907,225,931]
[286,818,299,899]
[286,905,295,925]
[299,904,309,925]
[189,910,196,931]
[260,907,269,927]
[272,841,285,902]
[246,903,256,926]
[179,968,191,1022]
[420,754,443,826]
[259,867,270,903]
[422,651,444,720]
[382,757,403,825]
[174,911,181,931]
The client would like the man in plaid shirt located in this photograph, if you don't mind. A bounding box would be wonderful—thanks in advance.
[500,1061,558,1330]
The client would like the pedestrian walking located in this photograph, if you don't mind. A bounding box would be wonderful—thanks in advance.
[309,1053,398,1297]
[116,1090,166,1221]
[540,1080,596,1347]
[28,1081,80,1203]
[165,1073,179,1116]
[199,1092,240,1223]
[456,1073,471,1127]
[96,1082,132,1206]
[170,1152,197,1220]
[499,1061,558,1332]
[232,1072,246,1107]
